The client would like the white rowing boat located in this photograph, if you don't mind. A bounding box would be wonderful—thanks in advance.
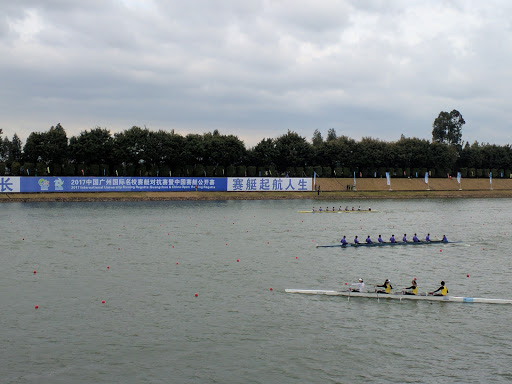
[285,289,512,305]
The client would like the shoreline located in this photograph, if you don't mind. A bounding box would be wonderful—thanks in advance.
[2,189,512,202]
[1,178,511,202]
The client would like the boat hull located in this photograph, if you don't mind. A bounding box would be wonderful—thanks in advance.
[316,240,460,248]
[285,289,512,304]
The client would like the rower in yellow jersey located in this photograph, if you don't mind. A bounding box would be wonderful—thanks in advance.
[403,278,418,295]
[374,279,392,294]
[430,281,448,296]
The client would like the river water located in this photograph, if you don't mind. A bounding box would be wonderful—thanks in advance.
[1,198,512,383]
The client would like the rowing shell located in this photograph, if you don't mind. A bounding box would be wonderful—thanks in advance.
[316,240,461,248]
[298,210,378,213]
[285,289,512,305]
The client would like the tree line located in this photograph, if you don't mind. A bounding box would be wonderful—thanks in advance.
[0,110,510,178]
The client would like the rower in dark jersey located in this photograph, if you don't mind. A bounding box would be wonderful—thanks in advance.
[402,234,407,242]
[412,233,420,242]
[340,236,348,245]
[426,233,431,242]
[365,235,373,244]
[403,278,418,295]
[442,235,448,243]
[354,236,360,244]
[374,279,392,294]
[378,235,384,243]
[430,281,448,296]
[390,234,396,243]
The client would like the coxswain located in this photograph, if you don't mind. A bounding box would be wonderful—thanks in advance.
[354,235,360,244]
[378,235,384,243]
[412,233,420,242]
[430,281,448,296]
[375,279,392,294]
[349,278,364,292]
[442,235,448,243]
[403,278,418,295]
[340,236,348,245]
[402,234,407,242]
[426,233,431,242]
[365,235,373,244]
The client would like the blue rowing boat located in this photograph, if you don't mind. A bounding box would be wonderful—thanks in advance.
[316,240,461,248]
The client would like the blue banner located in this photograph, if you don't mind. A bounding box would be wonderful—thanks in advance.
[0,177,226,193]
[0,176,313,193]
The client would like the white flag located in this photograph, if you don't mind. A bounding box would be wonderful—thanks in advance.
[385,172,391,186]
[424,172,428,184]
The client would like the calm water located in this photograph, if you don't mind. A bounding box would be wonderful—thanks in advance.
[1,199,512,383]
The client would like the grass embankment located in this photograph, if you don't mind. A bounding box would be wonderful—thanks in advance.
[1,178,511,202]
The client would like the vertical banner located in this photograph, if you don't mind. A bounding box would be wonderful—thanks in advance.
[490,172,493,190]
[425,172,429,190]
[353,171,356,186]
[457,172,462,190]
[385,172,391,186]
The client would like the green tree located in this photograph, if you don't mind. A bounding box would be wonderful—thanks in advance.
[312,129,323,147]
[432,110,465,148]
[273,130,311,171]
[69,127,114,165]
[113,126,150,166]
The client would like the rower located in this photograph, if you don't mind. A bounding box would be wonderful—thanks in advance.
[412,233,420,242]
[365,235,373,244]
[312,207,316,212]
[319,207,323,211]
[442,235,448,243]
[332,207,335,211]
[349,278,364,292]
[345,206,349,211]
[340,236,348,246]
[338,206,343,211]
[402,233,407,242]
[357,206,361,211]
[375,279,392,294]
[403,278,418,295]
[325,207,329,211]
[426,233,431,242]
[351,207,355,211]
[354,235,360,244]
[378,235,384,243]
[390,234,396,243]
[430,281,448,296]
[368,207,371,211]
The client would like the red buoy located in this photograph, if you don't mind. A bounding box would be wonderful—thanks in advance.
[269,287,273,291]
[33,270,37,274]
[237,259,239,262]
[467,274,469,277]
[34,305,38,309]
[101,300,105,304]
[195,293,198,297]
[107,266,110,269]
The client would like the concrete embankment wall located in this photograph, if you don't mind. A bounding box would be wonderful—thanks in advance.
[316,178,511,192]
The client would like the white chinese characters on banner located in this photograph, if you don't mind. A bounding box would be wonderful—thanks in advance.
[227,177,312,192]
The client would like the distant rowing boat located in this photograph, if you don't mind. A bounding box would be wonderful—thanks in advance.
[298,210,378,213]
[285,289,512,305]
[316,240,461,248]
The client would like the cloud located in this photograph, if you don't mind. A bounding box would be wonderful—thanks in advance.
[0,0,511,148]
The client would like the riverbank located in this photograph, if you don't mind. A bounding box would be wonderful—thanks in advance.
[1,178,511,202]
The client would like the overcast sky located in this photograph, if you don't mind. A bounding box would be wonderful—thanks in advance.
[1,0,511,148]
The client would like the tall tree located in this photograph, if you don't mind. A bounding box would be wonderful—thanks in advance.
[312,129,323,147]
[326,128,337,142]
[432,110,465,148]
[69,127,114,165]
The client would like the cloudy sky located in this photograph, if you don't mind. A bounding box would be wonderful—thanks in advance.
[1,0,510,148]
